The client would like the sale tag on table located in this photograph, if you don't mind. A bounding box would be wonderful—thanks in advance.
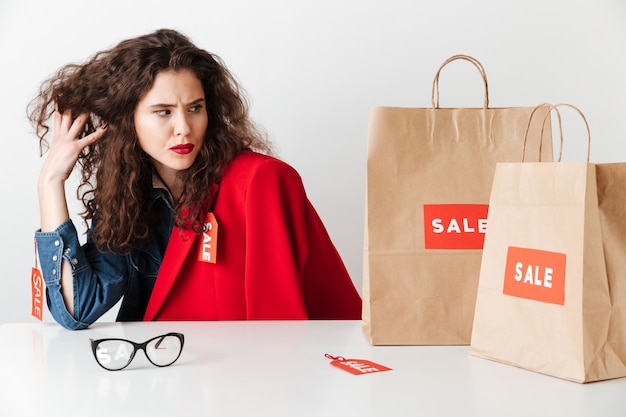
[325,354,392,375]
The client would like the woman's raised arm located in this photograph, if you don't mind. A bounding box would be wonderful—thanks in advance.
[37,110,107,314]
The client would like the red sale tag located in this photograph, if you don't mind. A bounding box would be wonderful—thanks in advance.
[31,267,44,321]
[325,354,392,375]
[198,212,218,264]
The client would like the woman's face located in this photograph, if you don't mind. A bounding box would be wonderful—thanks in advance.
[134,69,208,183]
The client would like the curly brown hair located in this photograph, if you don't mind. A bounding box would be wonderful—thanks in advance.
[28,29,272,254]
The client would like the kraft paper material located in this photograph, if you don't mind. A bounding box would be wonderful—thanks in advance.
[363,55,553,345]
[470,105,626,382]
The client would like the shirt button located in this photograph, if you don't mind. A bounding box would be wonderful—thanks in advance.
[71,258,79,265]
[64,248,72,254]
[52,269,57,275]
[54,240,60,247]
[52,255,58,262]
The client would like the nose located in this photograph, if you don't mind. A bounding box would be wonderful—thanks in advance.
[174,112,191,137]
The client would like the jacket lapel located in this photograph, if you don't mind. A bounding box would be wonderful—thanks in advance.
[143,227,196,321]
[143,183,219,321]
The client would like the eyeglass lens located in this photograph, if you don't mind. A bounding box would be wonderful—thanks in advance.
[146,334,183,366]
[95,340,136,370]
[93,334,183,370]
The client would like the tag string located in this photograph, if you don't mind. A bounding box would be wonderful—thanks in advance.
[33,237,39,269]
[324,353,346,361]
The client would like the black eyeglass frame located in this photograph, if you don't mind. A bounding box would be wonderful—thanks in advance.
[89,332,185,371]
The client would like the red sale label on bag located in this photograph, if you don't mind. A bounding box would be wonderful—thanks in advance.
[502,246,566,305]
[423,204,489,249]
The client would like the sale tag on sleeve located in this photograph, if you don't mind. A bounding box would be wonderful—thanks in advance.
[325,354,392,375]
[31,267,44,321]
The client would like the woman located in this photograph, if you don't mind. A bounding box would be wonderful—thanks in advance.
[30,29,361,330]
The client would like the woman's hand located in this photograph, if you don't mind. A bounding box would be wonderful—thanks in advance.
[38,109,107,232]
[40,110,107,184]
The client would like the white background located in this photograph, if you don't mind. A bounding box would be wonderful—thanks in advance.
[1,0,624,323]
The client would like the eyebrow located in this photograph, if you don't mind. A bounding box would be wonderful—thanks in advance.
[148,98,205,108]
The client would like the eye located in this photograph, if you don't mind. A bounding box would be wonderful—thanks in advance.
[188,104,204,113]
[155,109,171,116]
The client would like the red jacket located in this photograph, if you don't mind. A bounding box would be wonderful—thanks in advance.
[143,152,362,321]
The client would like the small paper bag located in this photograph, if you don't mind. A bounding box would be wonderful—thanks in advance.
[470,104,626,382]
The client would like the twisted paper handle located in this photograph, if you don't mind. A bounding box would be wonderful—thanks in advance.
[431,54,489,109]
[522,103,591,162]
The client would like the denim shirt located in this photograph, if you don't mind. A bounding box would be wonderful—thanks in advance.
[35,187,175,330]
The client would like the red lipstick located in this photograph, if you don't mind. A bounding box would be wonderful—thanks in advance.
[170,144,194,155]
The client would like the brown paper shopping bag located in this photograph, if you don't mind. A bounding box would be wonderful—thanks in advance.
[363,55,553,345]
[470,104,626,382]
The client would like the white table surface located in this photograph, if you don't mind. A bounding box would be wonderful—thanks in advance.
[1,320,625,417]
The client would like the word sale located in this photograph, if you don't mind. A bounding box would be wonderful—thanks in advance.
[514,262,554,288]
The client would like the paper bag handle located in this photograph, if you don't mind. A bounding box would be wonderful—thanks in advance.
[431,54,489,109]
[523,103,591,162]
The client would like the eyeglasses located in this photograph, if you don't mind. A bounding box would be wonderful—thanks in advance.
[90,332,185,371]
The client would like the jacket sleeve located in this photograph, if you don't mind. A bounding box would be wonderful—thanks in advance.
[35,220,128,330]
[243,159,362,319]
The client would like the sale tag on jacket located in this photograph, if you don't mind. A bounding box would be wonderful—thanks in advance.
[325,354,392,375]
[31,267,44,321]
[502,246,566,305]
[198,212,218,264]
[423,204,489,249]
